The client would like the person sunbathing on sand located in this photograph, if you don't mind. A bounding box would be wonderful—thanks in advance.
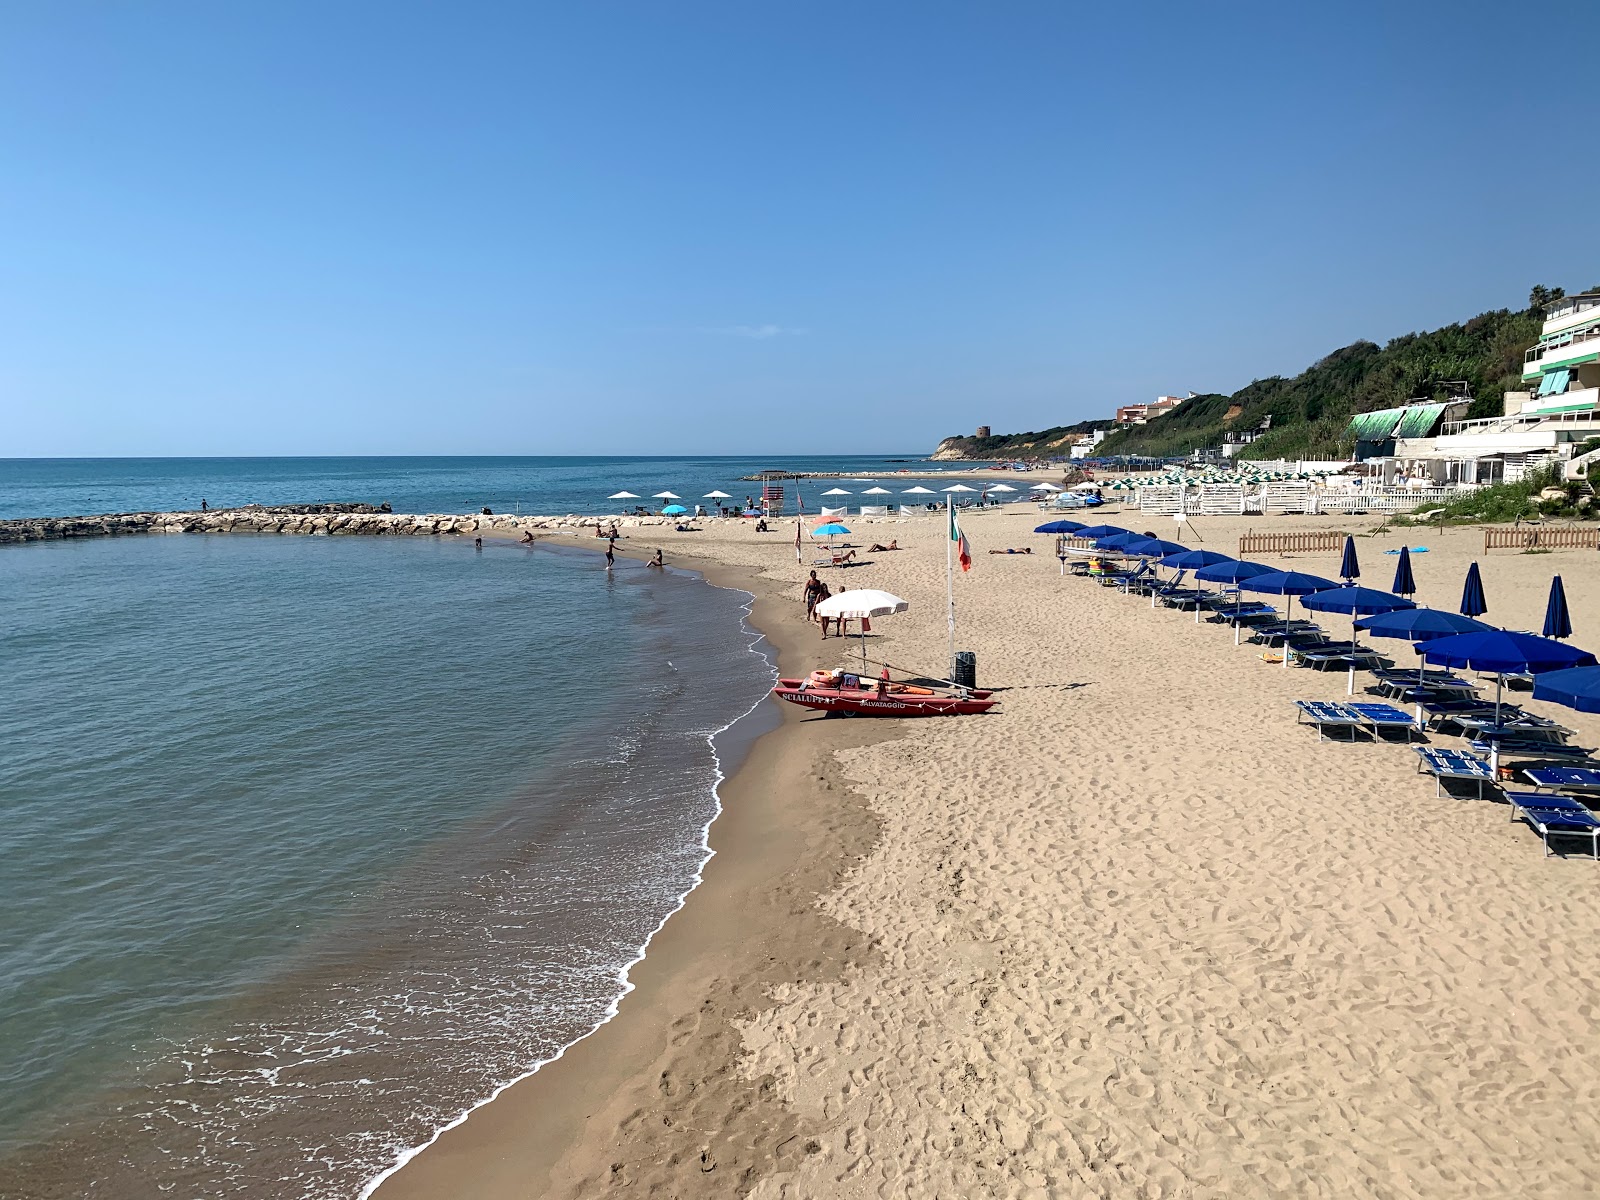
[868,540,900,552]
[988,547,1032,554]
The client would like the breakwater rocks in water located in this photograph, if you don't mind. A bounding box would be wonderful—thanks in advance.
[0,505,688,546]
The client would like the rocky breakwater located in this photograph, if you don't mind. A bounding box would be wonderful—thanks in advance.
[0,505,696,546]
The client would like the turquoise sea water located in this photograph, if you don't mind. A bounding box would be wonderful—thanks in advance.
[0,519,776,1197]
[0,454,983,521]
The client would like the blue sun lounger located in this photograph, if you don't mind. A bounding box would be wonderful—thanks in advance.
[1295,700,1368,741]
[1344,702,1420,741]
[1523,766,1600,796]
[1414,746,1496,798]
[1504,792,1600,860]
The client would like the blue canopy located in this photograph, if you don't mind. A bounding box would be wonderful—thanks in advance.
[1238,570,1339,596]
[661,504,688,515]
[1421,630,1596,675]
[1543,575,1572,641]
[1195,559,1276,584]
[1339,535,1360,582]
[1354,608,1493,642]
[1159,549,1235,571]
[1299,586,1416,616]
[1074,524,1130,540]
[1460,562,1488,618]
[1034,520,1086,534]
[1095,532,1148,550]
[1124,537,1186,558]
[1533,666,1600,714]
[811,522,851,536]
[1391,545,1416,597]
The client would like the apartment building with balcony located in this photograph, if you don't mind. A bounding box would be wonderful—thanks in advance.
[1519,291,1600,416]
[1114,394,1189,425]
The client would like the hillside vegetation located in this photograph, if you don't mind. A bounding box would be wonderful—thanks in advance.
[936,287,1594,462]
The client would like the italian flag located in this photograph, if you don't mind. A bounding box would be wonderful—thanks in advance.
[949,504,972,571]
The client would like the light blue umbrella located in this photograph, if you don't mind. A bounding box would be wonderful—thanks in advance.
[662,504,688,515]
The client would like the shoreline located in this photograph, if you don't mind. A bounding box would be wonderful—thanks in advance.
[373,534,905,1198]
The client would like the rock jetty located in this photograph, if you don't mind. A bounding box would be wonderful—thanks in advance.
[0,504,687,546]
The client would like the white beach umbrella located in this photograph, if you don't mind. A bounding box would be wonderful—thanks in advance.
[814,589,910,669]
[1030,482,1062,492]
[703,490,732,499]
[902,486,936,494]
[653,491,680,499]
[943,484,977,493]
[862,486,892,495]
[988,484,1016,493]
[822,487,853,496]
[608,491,640,499]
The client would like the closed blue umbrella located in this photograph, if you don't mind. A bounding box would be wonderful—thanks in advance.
[1460,561,1488,618]
[1391,545,1417,597]
[1422,629,1597,730]
[1238,571,1340,669]
[1543,575,1573,641]
[1301,586,1416,693]
[1339,535,1360,582]
[1532,666,1600,714]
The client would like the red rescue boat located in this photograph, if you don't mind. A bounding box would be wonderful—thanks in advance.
[772,670,997,717]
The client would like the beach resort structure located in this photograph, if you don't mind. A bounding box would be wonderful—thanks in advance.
[1378,291,1600,486]
[1114,394,1189,425]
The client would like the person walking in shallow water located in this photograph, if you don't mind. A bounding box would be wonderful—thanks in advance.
[605,540,615,571]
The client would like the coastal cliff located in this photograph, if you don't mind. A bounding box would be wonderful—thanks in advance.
[932,423,1098,461]
[0,504,684,546]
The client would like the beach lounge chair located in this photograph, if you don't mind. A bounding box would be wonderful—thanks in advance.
[1294,700,1369,742]
[1504,792,1600,860]
[1344,702,1421,741]
[1522,766,1600,796]
[1414,746,1495,798]
[1467,736,1594,763]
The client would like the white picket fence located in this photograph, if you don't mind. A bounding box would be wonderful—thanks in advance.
[1138,484,1463,516]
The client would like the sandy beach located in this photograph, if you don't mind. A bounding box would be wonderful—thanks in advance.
[381,504,1600,1199]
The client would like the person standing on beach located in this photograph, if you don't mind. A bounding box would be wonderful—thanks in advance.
[803,570,825,620]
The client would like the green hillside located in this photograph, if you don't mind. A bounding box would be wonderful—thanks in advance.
[937,286,1594,463]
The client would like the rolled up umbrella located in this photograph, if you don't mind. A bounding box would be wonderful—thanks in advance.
[1460,562,1488,618]
[1339,535,1360,582]
[1543,575,1572,641]
[1391,545,1417,597]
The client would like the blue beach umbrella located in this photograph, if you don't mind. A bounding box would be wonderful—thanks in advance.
[1391,545,1417,597]
[1543,575,1573,641]
[811,522,851,537]
[661,504,688,515]
[1301,586,1416,693]
[1422,630,1597,730]
[1124,537,1185,558]
[1095,532,1148,551]
[1339,535,1361,582]
[1356,607,1496,704]
[1034,520,1086,534]
[1074,524,1130,540]
[1194,560,1275,584]
[1532,666,1600,714]
[1460,562,1488,618]
[1238,571,1339,669]
[1159,549,1235,624]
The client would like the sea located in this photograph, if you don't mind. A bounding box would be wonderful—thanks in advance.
[0,455,976,1199]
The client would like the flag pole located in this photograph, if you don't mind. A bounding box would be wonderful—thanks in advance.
[946,496,956,680]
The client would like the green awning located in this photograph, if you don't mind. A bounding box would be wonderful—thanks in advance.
[1539,368,1571,396]
[1392,403,1447,439]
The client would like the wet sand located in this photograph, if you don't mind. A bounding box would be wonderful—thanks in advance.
[383,508,1600,1199]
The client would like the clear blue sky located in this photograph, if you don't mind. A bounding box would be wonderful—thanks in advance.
[3,1,1596,457]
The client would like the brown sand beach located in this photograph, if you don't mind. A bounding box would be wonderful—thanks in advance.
[381,506,1600,1199]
